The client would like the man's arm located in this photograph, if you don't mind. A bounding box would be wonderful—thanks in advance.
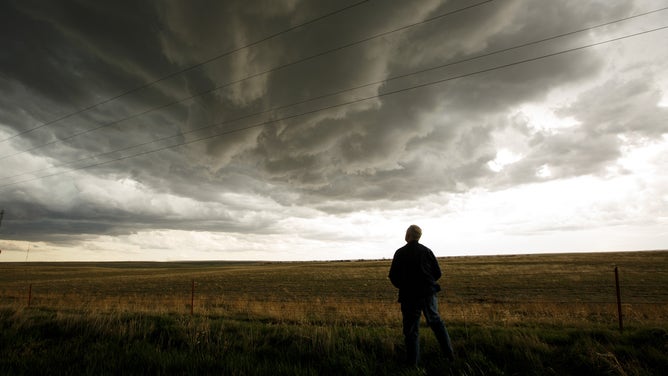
[388,253,403,289]
[426,248,442,281]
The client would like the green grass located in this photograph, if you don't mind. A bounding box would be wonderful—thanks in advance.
[1,308,666,375]
[0,251,666,374]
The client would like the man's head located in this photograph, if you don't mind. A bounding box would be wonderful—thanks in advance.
[405,225,422,242]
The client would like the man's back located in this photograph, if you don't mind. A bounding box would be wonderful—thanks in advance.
[389,241,441,302]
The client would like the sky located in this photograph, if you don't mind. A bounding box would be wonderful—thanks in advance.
[1,0,667,262]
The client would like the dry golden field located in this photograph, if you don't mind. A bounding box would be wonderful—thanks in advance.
[1,251,666,328]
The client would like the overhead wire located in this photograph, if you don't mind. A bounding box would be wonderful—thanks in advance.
[1,6,667,184]
[1,21,666,191]
[0,0,495,161]
[0,0,371,143]
[2,4,666,182]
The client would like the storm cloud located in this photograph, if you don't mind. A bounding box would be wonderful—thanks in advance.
[1,0,667,260]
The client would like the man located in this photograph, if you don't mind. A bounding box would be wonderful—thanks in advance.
[389,224,454,366]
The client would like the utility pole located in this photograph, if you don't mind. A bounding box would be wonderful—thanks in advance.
[0,209,3,255]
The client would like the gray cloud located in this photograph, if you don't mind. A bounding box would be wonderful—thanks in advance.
[1,0,666,247]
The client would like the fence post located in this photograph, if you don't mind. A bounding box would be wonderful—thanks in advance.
[191,279,195,316]
[614,266,623,332]
[27,283,32,308]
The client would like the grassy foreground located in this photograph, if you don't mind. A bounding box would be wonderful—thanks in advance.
[1,251,666,374]
[1,308,666,375]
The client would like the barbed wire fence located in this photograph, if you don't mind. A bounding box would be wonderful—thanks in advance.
[1,262,666,329]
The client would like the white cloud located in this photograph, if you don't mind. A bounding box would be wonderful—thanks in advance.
[658,88,668,107]
[516,103,580,134]
[536,164,552,178]
[488,148,524,172]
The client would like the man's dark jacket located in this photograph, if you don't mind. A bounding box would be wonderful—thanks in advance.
[389,241,442,303]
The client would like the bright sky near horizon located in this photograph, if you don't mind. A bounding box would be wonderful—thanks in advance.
[1,0,667,262]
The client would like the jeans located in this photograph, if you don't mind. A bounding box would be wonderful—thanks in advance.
[401,294,454,365]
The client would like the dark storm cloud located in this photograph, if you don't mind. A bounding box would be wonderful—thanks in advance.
[565,77,668,137]
[1,1,169,122]
[217,0,622,200]
[1,0,666,244]
[490,62,668,188]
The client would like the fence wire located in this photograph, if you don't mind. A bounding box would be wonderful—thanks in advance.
[1,258,666,327]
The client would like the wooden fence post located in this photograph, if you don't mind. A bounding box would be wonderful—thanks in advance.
[191,279,195,316]
[614,266,623,332]
[27,283,32,308]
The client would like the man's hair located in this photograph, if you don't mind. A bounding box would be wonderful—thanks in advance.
[406,225,422,241]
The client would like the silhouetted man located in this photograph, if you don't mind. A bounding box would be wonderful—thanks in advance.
[389,224,454,366]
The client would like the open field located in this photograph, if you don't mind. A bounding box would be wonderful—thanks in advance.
[1,251,666,326]
[1,251,667,375]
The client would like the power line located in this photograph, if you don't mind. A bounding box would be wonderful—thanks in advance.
[1,23,666,191]
[0,0,370,143]
[2,7,667,183]
[0,0,495,161]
